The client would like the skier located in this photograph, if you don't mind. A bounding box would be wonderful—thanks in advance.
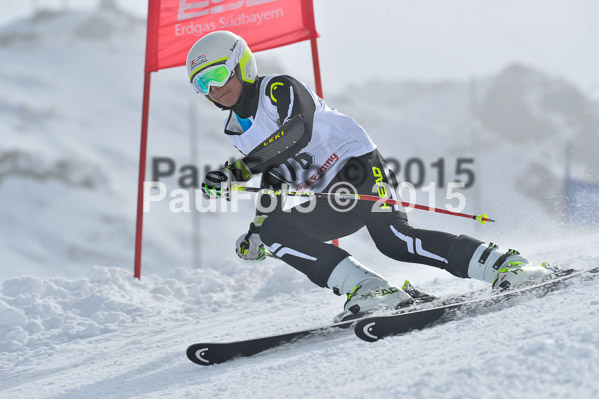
[187,30,554,322]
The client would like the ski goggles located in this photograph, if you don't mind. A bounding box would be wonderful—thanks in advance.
[191,64,235,95]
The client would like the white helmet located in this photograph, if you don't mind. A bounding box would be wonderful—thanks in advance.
[186,30,257,87]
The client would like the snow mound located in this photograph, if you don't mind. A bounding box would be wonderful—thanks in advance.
[1,268,145,351]
[0,263,285,352]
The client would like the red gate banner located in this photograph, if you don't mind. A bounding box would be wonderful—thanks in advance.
[145,0,319,72]
[135,0,322,279]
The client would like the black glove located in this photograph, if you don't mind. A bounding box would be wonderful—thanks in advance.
[202,159,252,200]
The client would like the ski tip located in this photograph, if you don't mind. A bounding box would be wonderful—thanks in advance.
[356,321,380,342]
[186,344,216,366]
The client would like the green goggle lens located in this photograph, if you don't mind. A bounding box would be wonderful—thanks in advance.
[192,65,233,95]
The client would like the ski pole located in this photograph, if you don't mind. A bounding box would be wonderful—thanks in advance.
[232,185,495,225]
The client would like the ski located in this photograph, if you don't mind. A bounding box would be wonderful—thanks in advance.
[186,319,356,366]
[186,287,484,366]
[354,267,599,342]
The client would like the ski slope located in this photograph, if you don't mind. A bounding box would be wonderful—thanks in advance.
[2,6,599,399]
[2,233,599,398]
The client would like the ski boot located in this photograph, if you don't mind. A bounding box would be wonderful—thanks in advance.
[328,257,413,323]
[467,243,557,290]
[333,278,414,322]
[492,259,562,290]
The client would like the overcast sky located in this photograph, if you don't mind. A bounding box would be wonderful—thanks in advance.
[3,0,598,98]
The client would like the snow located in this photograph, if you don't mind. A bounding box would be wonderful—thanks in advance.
[2,234,599,398]
[2,5,599,399]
